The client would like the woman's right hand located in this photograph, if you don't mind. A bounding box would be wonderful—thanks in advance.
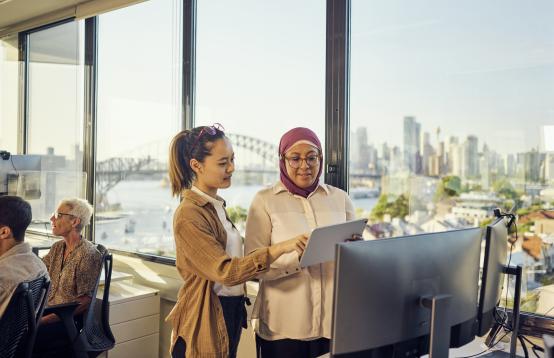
[268,234,308,263]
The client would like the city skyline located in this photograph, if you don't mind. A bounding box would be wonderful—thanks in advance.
[352,115,554,185]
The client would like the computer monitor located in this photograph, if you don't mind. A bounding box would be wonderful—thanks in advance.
[331,227,483,357]
[0,154,42,199]
[476,216,508,337]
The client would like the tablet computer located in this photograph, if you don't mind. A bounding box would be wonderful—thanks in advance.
[299,218,368,267]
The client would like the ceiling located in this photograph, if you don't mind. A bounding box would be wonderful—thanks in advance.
[0,0,88,31]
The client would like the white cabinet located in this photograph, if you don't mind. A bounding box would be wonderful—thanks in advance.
[97,281,160,358]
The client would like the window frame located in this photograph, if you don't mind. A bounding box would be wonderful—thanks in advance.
[11,0,554,336]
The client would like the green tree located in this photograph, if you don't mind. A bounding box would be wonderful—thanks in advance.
[370,194,409,221]
[227,206,247,225]
[434,176,461,201]
[480,217,493,228]
[370,194,390,221]
[392,194,409,219]
[493,179,519,201]
[519,221,534,234]
[502,200,515,211]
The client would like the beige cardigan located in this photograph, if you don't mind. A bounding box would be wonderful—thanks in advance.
[166,189,270,358]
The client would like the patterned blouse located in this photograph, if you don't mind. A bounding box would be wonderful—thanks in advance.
[43,238,102,306]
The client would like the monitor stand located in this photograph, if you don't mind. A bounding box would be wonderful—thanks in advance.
[485,264,524,358]
[421,294,452,358]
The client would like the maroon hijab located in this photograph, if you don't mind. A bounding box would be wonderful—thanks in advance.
[279,127,323,198]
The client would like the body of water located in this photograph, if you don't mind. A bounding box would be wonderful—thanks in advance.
[96,180,377,255]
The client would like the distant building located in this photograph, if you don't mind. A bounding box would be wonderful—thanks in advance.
[367,144,379,174]
[541,188,554,203]
[507,154,516,177]
[449,140,463,177]
[421,214,471,232]
[352,127,370,172]
[525,149,542,182]
[536,217,554,235]
[403,116,421,174]
[380,172,410,197]
[389,146,403,174]
[451,192,502,222]
[517,150,543,183]
[437,141,447,175]
[422,132,434,176]
[480,154,490,190]
[429,154,440,177]
[544,153,554,183]
[463,135,479,179]
[382,142,391,162]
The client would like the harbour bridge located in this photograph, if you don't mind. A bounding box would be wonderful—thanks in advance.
[94,133,382,205]
[95,133,280,200]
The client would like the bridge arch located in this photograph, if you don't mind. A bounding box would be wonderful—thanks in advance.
[95,133,279,200]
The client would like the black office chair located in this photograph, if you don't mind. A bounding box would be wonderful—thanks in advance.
[0,275,51,358]
[42,244,115,358]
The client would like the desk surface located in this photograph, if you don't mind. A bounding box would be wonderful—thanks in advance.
[99,270,133,285]
[98,280,159,304]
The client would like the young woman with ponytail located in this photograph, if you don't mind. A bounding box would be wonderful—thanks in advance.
[166,124,308,358]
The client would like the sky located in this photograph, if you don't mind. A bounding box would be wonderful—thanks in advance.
[350,0,554,154]
[1,0,554,160]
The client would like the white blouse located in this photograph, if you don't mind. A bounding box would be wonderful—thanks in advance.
[244,181,355,340]
[191,186,244,297]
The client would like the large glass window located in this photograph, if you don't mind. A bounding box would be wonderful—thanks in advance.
[27,21,85,172]
[95,0,182,257]
[0,34,20,153]
[195,0,326,233]
[26,21,87,229]
[350,1,554,315]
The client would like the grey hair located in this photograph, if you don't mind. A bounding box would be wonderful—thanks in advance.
[58,198,94,232]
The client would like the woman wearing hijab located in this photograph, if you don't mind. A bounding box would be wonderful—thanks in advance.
[244,127,356,358]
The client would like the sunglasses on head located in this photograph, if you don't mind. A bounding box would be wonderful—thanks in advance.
[190,123,225,154]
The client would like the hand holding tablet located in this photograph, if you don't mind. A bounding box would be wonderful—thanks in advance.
[299,218,368,267]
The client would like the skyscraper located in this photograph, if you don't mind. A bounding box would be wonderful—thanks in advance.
[480,154,490,190]
[437,141,447,175]
[523,149,541,182]
[448,136,459,174]
[422,131,435,176]
[545,153,554,183]
[463,135,479,178]
[355,127,370,171]
[507,154,516,177]
[450,143,463,177]
[382,142,391,162]
[403,116,421,174]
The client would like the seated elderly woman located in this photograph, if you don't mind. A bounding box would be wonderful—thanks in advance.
[33,198,102,357]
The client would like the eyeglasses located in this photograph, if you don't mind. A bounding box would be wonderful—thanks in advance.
[281,154,321,169]
[190,123,225,154]
[52,211,75,219]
